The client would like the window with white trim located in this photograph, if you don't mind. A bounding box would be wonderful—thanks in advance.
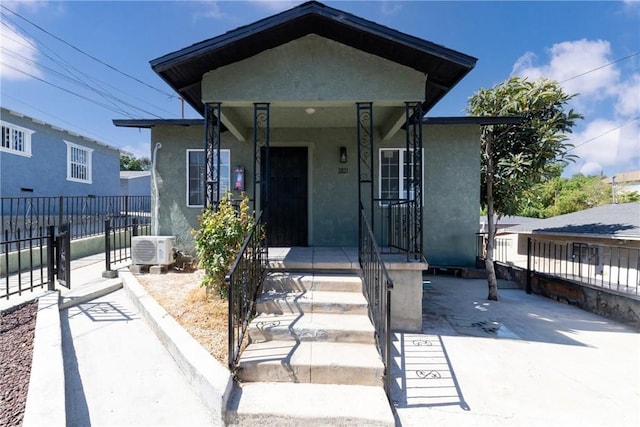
[186,149,230,207]
[1,121,33,157]
[65,141,93,183]
[379,148,423,202]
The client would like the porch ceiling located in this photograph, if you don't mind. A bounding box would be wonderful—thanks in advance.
[218,103,401,141]
[150,1,476,119]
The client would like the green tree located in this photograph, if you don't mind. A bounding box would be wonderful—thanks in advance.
[120,154,151,171]
[468,76,581,300]
[520,174,612,218]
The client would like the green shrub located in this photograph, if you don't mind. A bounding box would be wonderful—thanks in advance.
[193,194,254,298]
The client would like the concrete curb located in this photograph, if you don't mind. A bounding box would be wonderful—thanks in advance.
[120,270,233,425]
[22,291,66,427]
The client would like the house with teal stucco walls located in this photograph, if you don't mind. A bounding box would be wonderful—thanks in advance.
[115,1,516,268]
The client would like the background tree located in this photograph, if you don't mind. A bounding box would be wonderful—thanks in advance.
[468,76,581,300]
[520,173,612,218]
[120,154,151,171]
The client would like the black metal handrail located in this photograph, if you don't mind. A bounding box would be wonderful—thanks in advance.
[226,210,267,371]
[358,204,394,400]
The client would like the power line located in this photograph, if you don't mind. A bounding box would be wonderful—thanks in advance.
[2,62,150,118]
[568,116,640,151]
[1,44,175,118]
[560,51,640,84]
[0,4,177,99]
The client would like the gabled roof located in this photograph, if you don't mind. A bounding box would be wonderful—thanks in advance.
[506,203,640,240]
[150,1,477,116]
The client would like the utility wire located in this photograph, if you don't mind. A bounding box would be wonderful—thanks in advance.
[568,116,640,151]
[0,4,177,99]
[560,51,640,84]
[2,93,126,147]
[2,44,174,118]
[2,62,149,118]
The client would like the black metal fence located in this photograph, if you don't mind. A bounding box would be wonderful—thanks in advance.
[1,195,151,250]
[104,216,152,272]
[2,224,70,299]
[226,211,267,371]
[529,238,639,296]
[476,233,640,296]
[358,204,394,400]
[372,198,422,260]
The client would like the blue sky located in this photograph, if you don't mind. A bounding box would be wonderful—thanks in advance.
[1,0,639,178]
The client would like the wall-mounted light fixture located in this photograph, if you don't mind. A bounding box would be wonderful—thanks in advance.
[339,146,347,163]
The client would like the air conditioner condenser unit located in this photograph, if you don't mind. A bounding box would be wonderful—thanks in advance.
[131,236,176,265]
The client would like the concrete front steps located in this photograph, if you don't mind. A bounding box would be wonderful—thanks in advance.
[226,271,395,426]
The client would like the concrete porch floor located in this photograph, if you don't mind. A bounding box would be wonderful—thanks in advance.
[267,247,360,270]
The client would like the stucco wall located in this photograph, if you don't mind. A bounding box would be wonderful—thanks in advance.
[202,34,424,105]
[1,110,120,197]
[422,124,480,266]
[152,122,480,267]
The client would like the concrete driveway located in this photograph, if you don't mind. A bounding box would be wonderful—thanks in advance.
[392,276,640,427]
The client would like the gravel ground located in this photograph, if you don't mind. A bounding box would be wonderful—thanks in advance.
[1,301,37,427]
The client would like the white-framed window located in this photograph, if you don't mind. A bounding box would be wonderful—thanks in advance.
[65,141,93,184]
[379,148,423,203]
[186,149,230,207]
[1,121,34,157]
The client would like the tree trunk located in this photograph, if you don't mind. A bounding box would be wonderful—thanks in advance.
[484,134,499,301]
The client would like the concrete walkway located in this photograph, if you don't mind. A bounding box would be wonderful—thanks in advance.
[62,288,213,426]
[393,276,640,427]
[11,252,640,426]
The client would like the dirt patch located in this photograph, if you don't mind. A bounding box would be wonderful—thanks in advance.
[1,301,37,427]
[135,269,228,365]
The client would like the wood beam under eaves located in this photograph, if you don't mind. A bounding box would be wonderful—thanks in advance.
[220,108,249,142]
[381,107,406,141]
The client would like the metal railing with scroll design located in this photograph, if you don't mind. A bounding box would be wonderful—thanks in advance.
[226,211,267,371]
[358,203,394,400]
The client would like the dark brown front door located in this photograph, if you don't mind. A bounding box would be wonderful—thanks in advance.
[262,147,308,246]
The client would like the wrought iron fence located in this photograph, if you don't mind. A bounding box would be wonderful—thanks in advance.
[530,238,640,296]
[226,211,267,371]
[1,227,48,299]
[104,216,152,272]
[1,196,151,250]
[476,233,511,264]
[358,204,394,400]
[372,198,422,260]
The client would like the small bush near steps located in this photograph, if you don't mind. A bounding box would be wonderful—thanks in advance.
[193,195,254,298]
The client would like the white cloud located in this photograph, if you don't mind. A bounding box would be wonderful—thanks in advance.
[381,0,403,16]
[513,39,619,111]
[248,0,304,12]
[615,73,640,117]
[0,23,42,81]
[513,39,640,177]
[566,118,640,176]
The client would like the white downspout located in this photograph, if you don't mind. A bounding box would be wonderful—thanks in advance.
[152,142,162,236]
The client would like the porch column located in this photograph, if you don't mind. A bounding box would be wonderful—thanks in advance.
[204,102,222,210]
[356,102,374,244]
[405,101,423,259]
[253,103,270,215]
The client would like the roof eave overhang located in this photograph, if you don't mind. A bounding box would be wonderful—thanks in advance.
[149,1,477,117]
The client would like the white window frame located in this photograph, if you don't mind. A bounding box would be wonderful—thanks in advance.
[65,141,93,184]
[186,149,230,208]
[1,120,34,158]
[378,148,424,205]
